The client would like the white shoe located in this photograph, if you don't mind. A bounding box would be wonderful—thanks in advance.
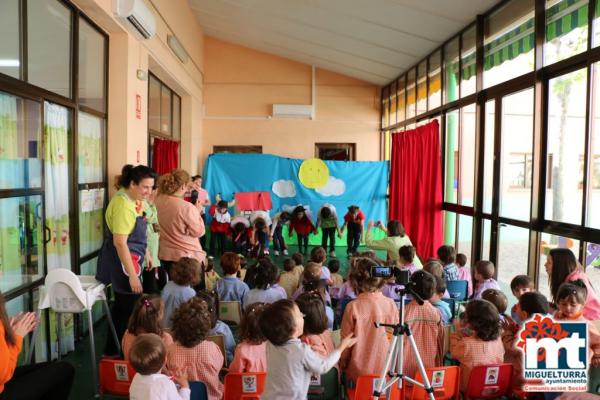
[274,250,280,256]
[283,249,289,256]
[264,249,270,255]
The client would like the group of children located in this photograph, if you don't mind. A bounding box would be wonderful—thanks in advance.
[123,241,600,400]
[208,203,366,258]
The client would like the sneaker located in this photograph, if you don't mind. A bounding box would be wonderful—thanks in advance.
[264,249,270,255]
[283,249,289,256]
[274,250,280,256]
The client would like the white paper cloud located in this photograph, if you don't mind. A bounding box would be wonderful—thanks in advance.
[316,176,346,197]
[272,180,296,198]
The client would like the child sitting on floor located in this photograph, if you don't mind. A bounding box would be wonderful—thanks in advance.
[161,257,199,329]
[123,295,173,360]
[430,275,452,325]
[450,299,504,392]
[203,257,221,292]
[509,275,534,326]
[456,253,473,297]
[473,260,499,299]
[243,258,287,308]
[437,245,459,281]
[216,252,250,306]
[166,297,224,399]
[297,291,335,357]
[197,290,235,364]
[129,333,189,400]
[329,259,344,287]
[310,247,333,285]
[229,302,269,373]
[481,288,510,322]
[398,245,418,274]
[279,258,300,298]
[259,299,357,399]
[292,252,305,278]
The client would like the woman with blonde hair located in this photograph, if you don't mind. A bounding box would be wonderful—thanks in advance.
[154,169,206,277]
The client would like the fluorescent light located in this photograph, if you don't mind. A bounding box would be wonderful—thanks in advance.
[0,59,19,67]
[167,34,188,64]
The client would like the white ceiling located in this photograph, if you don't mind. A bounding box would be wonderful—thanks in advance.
[188,0,498,86]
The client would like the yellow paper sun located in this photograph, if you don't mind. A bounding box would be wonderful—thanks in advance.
[298,158,329,189]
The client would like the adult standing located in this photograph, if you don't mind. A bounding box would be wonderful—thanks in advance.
[364,220,423,267]
[96,164,156,356]
[190,175,210,249]
[154,169,206,277]
[545,248,600,320]
[0,293,75,399]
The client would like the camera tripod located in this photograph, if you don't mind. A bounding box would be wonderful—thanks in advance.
[372,284,435,400]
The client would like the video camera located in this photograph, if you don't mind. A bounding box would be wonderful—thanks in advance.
[370,265,410,285]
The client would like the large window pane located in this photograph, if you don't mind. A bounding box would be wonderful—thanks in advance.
[428,50,441,110]
[0,92,42,190]
[460,104,476,207]
[0,196,44,292]
[389,81,397,126]
[397,78,406,123]
[585,242,600,290]
[444,109,459,203]
[497,224,530,309]
[79,189,104,257]
[483,100,495,214]
[173,95,181,140]
[79,18,106,112]
[538,233,580,299]
[417,60,427,115]
[544,0,588,66]
[149,75,161,132]
[594,0,600,46]
[484,0,535,88]
[444,38,459,104]
[457,214,473,259]
[500,88,534,221]
[78,112,104,184]
[546,70,586,225]
[588,62,600,228]
[28,0,72,97]
[482,219,492,260]
[443,211,456,246]
[406,68,416,119]
[0,0,20,79]
[161,85,172,135]
[461,26,477,97]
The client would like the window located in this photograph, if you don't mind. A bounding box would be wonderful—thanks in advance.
[545,69,586,225]
[460,104,476,207]
[457,214,473,258]
[500,88,534,221]
[213,146,263,154]
[443,211,457,246]
[28,0,72,98]
[461,26,477,97]
[544,0,588,65]
[148,73,181,138]
[482,219,492,259]
[406,68,416,119]
[444,109,459,203]
[417,60,427,115]
[315,143,355,161]
[78,18,106,112]
[483,0,535,88]
[588,61,600,229]
[428,50,442,110]
[483,100,495,214]
[537,233,580,299]
[397,78,406,123]
[0,0,20,79]
[585,241,600,287]
[443,38,460,104]
[497,224,530,305]
[389,81,397,126]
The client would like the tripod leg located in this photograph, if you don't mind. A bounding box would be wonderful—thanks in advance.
[406,334,436,400]
[373,334,398,399]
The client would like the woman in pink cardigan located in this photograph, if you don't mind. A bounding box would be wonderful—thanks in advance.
[155,169,206,279]
[545,248,600,320]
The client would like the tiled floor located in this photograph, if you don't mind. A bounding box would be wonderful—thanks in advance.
[65,244,377,399]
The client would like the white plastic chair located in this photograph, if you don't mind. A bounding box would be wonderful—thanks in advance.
[28,268,120,397]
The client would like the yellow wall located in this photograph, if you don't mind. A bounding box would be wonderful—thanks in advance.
[202,37,381,169]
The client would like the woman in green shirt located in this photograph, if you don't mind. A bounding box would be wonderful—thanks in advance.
[365,220,422,267]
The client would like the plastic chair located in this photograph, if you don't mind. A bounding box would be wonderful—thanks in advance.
[220,301,243,325]
[308,367,340,400]
[190,381,209,400]
[346,374,403,400]
[406,366,460,400]
[28,268,120,397]
[206,334,227,367]
[223,372,266,400]
[464,363,513,400]
[446,280,468,301]
[98,359,136,397]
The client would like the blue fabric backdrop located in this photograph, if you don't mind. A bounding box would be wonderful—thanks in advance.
[202,153,389,245]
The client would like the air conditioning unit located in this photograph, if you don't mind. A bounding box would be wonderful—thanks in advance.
[113,0,157,40]
[272,104,313,119]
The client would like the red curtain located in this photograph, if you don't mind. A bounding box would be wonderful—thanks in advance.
[152,138,179,174]
[389,120,442,260]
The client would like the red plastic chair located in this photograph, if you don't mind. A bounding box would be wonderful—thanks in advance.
[406,366,460,400]
[99,359,136,397]
[346,374,403,400]
[222,372,266,400]
[464,363,513,400]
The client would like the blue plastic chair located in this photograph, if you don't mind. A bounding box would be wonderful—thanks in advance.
[446,280,468,301]
[190,381,209,400]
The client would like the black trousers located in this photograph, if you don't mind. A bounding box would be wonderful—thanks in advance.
[272,225,287,251]
[321,227,336,252]
[209,232,226,256]
[142,268,159,294]
[346,223,361,254]
[297,234,309,254]
[0,361,75,400]
[104,291,140,356]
